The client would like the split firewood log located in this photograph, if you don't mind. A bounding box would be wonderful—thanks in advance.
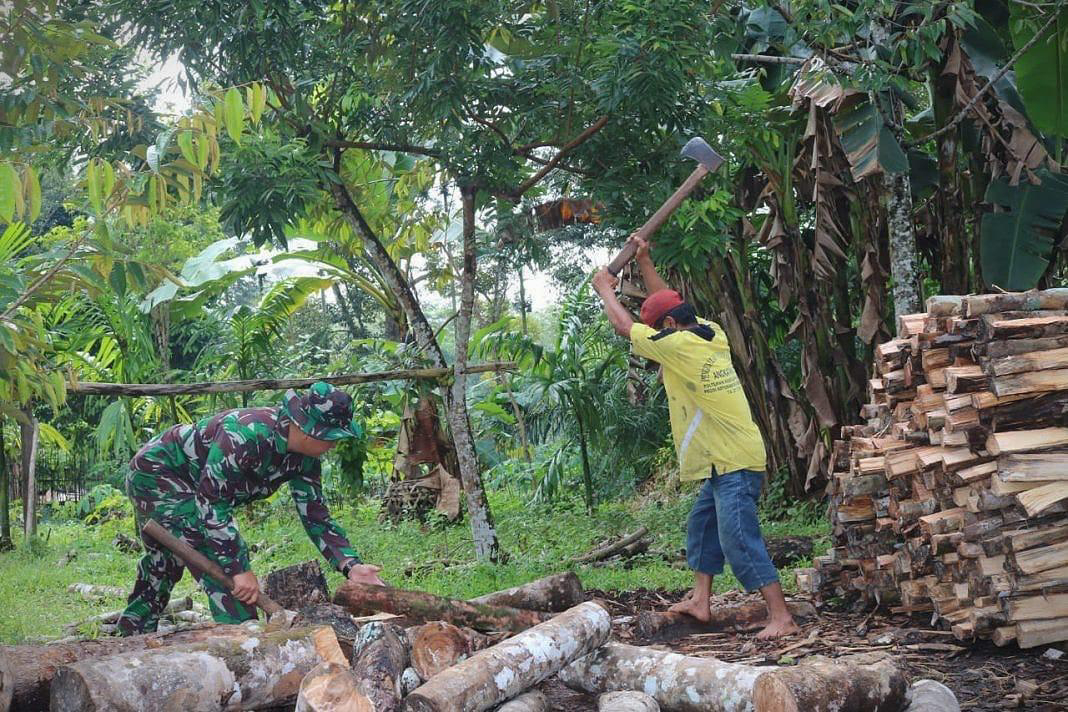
[49,625,341,712]
[408,621,491,679]
[334,582,549,633]
[598,691,660,712]
[295,602,363,659]
[634,599,817,642]
[497,690,549,712]
[558,642,765,712]
[402,601,611,712]
[469,572,585,612]
[3,622,231,709]
[752,652,908,712]
[904,679,960,712]
[350,622,410,712]
[296,663,372,712]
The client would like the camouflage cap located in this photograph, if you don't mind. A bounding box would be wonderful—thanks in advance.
[283,382,363,441]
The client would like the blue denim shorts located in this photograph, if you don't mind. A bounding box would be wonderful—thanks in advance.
[685,469,779,591]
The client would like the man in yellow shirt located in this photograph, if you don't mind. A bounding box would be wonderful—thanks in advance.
[592,237,799,639]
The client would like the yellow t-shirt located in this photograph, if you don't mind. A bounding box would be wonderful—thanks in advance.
[630,319,766,481]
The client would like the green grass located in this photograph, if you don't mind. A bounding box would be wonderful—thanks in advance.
[0,485,829,644]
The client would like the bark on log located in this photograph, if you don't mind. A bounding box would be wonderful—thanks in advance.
[68,363,515,396]
[333,582,549,633]
[497,690,549,712]
[751,653,908,712]
[1,654,12,712]
[265,560,330,610]
[350,622,409,712]
[962,289,1068,317]
[572,527,650,564]
[408,621,489,680]
[402,601,611,712]
[635,599,818,642]
[401,668,423,696]
[50,624,340,711]
[904,679,960,712]
[469,572,585,612]
[295,603,362,660]
[296,662,373,712]
[3,623,240,709]
[599,691,661,712]
[558,642,766,712]
[67,583,128,599]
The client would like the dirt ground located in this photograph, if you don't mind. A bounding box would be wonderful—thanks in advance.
[537,589,1068,711]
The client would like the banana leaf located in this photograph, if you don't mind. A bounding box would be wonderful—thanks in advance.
[981,169,1068,290]
[833,94,908,181]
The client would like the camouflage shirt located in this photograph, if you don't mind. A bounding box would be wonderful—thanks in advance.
[130,407,361,577]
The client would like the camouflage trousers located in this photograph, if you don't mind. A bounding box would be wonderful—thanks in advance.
[117,468,257,636]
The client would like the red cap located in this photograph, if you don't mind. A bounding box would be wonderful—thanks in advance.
[640,289,684,327]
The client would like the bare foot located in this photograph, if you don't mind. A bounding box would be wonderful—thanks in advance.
[668,595,712,622]
[755,617,801,640]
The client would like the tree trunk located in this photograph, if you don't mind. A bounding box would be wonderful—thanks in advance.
[574,406,595,512]
[498,690,548,712]
[0,421,11,551]
[884,167,922,320]
[332,284,361,340]
[517,267,528,334]
[503,374,532,464]
[330,179,500,562]
[635,599,818,642]
[408,622,490,680]
[351,622,409,712]
[451,185,501,561]
[333,582,549,633]
[904,680,960,712]
[18,411,37,539]
[296,662,373,712]
[599,692,660,712]
[558,642,767,712]
[49,625,341,712]
[931,65,968,295]
[752,653,908,712]
[402,601,611,712]
[264,560,329,611]
[469,572,585,612]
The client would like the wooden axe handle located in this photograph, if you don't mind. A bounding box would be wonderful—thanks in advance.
[607,162,711,276]
[142,518,284,616]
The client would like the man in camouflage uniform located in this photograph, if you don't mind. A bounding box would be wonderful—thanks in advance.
[117,382,384,635]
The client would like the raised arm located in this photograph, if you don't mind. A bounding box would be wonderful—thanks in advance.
[592,269,635,337]
[632,235,670,294]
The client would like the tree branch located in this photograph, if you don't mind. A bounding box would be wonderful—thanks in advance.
[731,53,806,65]
[510,115,609,198]
[907,3,1064,147]
[325,139,440,158]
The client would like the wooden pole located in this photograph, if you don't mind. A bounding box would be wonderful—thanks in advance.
[67,362,517,397]
[19,411,37,539]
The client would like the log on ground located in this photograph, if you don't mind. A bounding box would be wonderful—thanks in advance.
[3,623,235,710]
[558,642,766,712]
[333,582,549,633]
[1,654,12,712]
[408,621,490,680]
[49,624,340,712]
[599,691,661,712]
[635,599,818,642]
[904,679,960,712]
[571,527,650,564]
[497,691,549,712]
[294,602,363,660]
[296,663,372,712]
[752,652,908,712]
[469,572,585,612]
[402,601,611,712]
[351,622,409,712]
[265,560,330,610]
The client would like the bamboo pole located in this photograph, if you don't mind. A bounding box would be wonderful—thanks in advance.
[67,362,517,397]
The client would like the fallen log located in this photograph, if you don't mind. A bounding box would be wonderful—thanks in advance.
[635,599,818,642]
[904,679,960,712]
[402,601,611,712]
[50,624,340,711]
[572,527,650,564]
[67,583,127,599]
[558,642,765,712]
[469,572,585,612]
[3,623,236,709]
[752,652,908,712]
[296,662,372,712]
[1,654,12,712]
[599,691,660,712]
[351,622,409,712]
[265,560,330,610]
[334,583,549,633]
[497,691,549,712]
[408,621,490,680]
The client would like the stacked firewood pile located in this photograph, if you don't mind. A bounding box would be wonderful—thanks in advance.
[797,289,1068,650]
[0,563,954,712]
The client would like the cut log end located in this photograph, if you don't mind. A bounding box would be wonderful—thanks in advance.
[598,690,661,712]
[409,621,472,680]
[296,662,373,712]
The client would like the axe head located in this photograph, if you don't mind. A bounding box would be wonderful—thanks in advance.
[681,136,724,172]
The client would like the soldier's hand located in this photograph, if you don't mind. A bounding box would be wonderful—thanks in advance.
[231,571,260,605]
[347,563,385,587]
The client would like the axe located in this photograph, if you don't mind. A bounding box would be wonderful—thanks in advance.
[607,136,724,275]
